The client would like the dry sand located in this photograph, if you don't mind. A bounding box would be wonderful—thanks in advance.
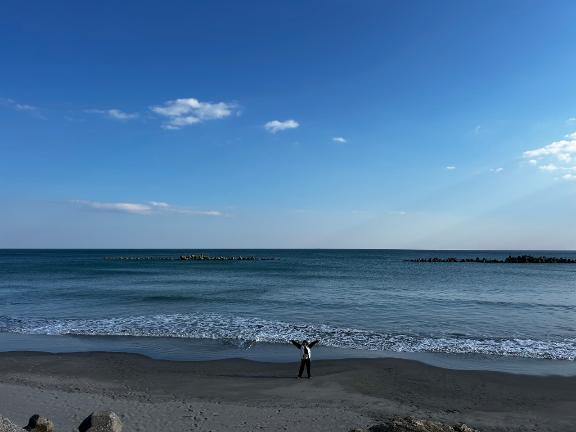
[0,352,574,431]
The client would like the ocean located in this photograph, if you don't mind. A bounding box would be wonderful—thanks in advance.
[1,249,575,373]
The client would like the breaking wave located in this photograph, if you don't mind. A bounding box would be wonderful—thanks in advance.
[1,313,575,361]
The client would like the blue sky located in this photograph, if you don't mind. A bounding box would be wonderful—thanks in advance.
[2,0,576,249]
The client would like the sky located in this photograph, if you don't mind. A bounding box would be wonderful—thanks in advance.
[1,0,576,249]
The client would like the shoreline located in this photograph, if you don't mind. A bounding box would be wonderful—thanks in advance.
[1,351,575,431]
[1,332,575,377]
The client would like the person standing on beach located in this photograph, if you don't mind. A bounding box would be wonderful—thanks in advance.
[290,339,319,379]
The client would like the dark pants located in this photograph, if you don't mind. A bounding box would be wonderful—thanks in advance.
[298,358,311,378]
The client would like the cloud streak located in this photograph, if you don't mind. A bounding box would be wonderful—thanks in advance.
[264,119,299,133]
[0,97,44,118]
[151,98,237,129]
[87,109,139,121]
[332,137,347,143]
[73,200,223,216]
[0,97,38,112]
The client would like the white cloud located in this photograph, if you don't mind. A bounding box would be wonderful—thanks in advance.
[386,210,407,216]
[567,117,576,124]
[445,166,456,170]
[87,108,138,121]
[332,136,347,143]
[264,119,299,133]
[151,98,236,129]
[523,132,576,162]
[523,132,576,181]
[474,125,482,134]
[490,167,504,173]
[73,200,223,216]
[562,174,576,181]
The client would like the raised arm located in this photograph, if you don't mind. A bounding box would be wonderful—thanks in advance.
[290,340,302,349]
[308,340,319,348]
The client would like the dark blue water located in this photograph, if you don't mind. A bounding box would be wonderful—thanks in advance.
[1,250,575,362]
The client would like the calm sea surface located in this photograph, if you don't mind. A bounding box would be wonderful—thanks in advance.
[1,249,575,365]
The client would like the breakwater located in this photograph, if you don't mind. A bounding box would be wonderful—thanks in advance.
[407,255,576,264]
[104,254,275,261]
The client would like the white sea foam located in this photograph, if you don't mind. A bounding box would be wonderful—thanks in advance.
[1,313,575,360]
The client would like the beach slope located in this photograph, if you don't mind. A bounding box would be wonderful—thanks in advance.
[0,352,574,431]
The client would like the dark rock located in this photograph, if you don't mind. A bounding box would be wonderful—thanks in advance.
[23,415,54,432]
[78,411,122,432]
[351,417,479,432]
[406,255,576,264]
[107,254,274,262]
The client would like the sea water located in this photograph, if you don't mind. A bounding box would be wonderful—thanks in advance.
[1,249,575,372]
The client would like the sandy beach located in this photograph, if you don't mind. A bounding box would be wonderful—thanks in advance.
[0,352,574,432]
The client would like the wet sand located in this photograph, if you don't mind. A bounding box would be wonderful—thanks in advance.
[0,352,574,431]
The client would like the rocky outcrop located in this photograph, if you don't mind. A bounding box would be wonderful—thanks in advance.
[23,415,54,432]
[78,411,122,432]
[105,255,275,261]
[407,255,576,264]
[0,411,123,432]
[352,417,479,432]
[178,254,262,261]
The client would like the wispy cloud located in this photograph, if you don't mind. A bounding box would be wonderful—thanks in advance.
[73,200,224,216]
[264,119,299,134]
[86,108,139,121]
[332,136,347,143]
[490,167,504,173]
[445,165,456,170]
[151,98,237,130]
[0,97,43,118]
[523,132,576,181]
[0,97,38,112]
[538,164,559,172]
